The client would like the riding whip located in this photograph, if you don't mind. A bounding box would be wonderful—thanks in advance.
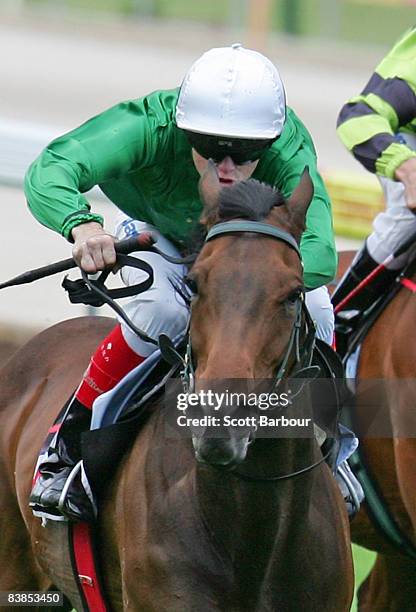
[0,232,157,290]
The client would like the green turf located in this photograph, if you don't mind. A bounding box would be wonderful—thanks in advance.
[273,0,415,46]
[351,544,377,611]
[25,0,415,47]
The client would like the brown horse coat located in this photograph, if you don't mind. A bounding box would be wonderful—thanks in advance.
[0,315,354,611]
[0,174,353,611]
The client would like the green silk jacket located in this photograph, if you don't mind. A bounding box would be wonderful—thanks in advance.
[25,88,336,290]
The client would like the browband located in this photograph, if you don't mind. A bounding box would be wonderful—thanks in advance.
[205,221,301,257]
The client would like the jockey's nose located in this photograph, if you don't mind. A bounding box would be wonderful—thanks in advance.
[216,156,236,172]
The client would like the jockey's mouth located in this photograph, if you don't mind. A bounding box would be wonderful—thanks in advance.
[219,177,235,186]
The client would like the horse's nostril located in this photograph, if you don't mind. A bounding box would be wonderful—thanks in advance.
[196,451,236,467]
[193,437,249,467]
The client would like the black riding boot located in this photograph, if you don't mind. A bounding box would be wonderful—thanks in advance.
[29,398,96,522]
[332,243,398,314]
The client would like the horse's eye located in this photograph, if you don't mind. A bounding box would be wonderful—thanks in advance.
[286,288,302,305]
[185,276,198,294]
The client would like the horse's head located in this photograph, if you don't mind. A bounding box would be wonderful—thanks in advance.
[187,161,314,466]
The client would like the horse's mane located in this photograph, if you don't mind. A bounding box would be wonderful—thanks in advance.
[172,180,286,306]
[218,179,285,222]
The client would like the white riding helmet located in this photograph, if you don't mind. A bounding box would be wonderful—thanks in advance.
[176,43,286,140]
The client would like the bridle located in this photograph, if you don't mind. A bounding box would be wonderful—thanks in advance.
[182,220,317,394]
[182,220,334,482]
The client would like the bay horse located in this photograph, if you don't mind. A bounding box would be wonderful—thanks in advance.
[334,251,416,611]
[0,167,353,611]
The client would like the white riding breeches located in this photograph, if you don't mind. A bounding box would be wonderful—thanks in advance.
[114,214,335,355]
[367,133,416,269]
[114,214,189,357]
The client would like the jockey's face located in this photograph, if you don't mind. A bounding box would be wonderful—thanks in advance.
[192,150,259,187]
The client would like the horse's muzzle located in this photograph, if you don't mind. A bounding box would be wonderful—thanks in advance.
[192,435,250,467]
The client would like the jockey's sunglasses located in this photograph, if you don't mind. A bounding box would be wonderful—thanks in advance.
[185,131,275,165]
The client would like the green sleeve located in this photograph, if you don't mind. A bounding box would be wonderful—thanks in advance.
[286,158,336,290]
[277,126,337,290]
[24,95,172,239]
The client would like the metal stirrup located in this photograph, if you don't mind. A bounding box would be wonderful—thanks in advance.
[57,460,83,515]
[338,462,362,514]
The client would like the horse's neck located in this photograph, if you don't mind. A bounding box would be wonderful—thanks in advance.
[195,438,319,575]
[134,410,324,603]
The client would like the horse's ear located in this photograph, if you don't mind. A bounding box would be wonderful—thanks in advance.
[198,160,221,228]
[286,168,314,242]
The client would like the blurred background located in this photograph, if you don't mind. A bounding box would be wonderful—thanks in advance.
[1,1,412,605]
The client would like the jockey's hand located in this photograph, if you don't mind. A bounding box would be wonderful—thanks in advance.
[394,157,416,212]
[71,222,117,273]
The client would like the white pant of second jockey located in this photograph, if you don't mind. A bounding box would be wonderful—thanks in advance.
[114,213,335,355]
[367,133,416,270]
